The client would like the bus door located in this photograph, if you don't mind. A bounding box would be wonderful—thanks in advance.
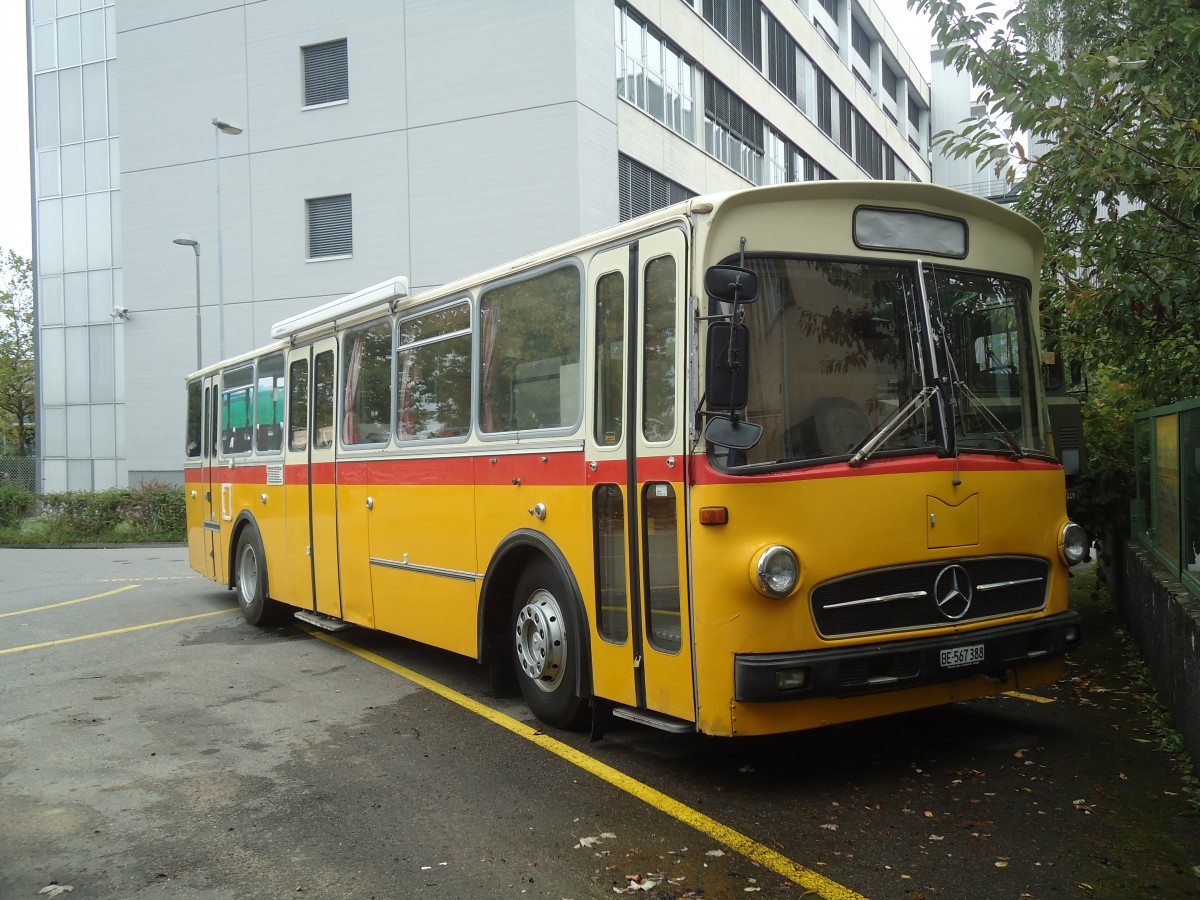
[586,229,694,724]
[202,374,221,581]
[284,338,342,619]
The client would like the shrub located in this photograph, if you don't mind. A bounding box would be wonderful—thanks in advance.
[39,488,131,540]
[0,481,35,527]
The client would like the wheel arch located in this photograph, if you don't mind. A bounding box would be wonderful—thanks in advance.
[227,511,266,595]
[477,529,593,700]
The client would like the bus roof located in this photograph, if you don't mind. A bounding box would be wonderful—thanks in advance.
[187,181,1043,380]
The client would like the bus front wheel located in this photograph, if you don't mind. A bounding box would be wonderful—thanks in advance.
[234,527,286,626]
[512,559,587,729]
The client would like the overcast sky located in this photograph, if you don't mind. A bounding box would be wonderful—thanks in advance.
[0,1,935,264]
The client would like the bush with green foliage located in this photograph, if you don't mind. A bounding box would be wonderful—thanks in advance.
[0,481,35,528]
[0,482,185,544]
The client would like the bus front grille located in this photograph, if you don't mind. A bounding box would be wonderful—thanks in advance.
[810,556,1050,639]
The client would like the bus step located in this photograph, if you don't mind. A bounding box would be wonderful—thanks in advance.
[293,610,355,632]
[611,706,694,734]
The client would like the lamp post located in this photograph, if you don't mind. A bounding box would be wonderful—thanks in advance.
[212,117,243,360]
[173,234,201,369]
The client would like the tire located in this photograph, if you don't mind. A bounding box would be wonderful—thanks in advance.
[234,527,286,626]
[512,558,588,729]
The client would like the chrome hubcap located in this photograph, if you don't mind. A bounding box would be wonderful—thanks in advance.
[238,543,258,606]
[514,589,566,692]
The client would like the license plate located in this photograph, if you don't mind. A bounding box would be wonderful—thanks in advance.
[940,643,985,668]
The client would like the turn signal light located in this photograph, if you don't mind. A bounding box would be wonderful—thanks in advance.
[699,506,729,525]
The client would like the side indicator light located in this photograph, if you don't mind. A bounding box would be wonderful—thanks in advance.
[699,506,729,526]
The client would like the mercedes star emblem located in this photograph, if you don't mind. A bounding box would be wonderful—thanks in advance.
[934,564,973,620]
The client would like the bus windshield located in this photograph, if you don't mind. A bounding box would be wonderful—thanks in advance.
[715,256,1049,468]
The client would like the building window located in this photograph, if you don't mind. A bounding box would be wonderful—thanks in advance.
[702,0,762,67]
[619,154,695,221]
[816,69,834,137]
[853,111,883,179]
[883,66,899,101]
[819,0,839,24]
[839,95,853,155]
[766,14,798,107]
[307,194,352,259]
[302,39,348,107]
[851,19,871,61]
[703,73,764,183]
[615,5,695,140]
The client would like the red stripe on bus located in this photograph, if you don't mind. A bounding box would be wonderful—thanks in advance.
[690,454,1062,485]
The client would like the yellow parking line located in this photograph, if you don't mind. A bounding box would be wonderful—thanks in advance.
[0,584,141,619]
[0,608,239,655]
[1003,690,1055,704]
[303,626,869,900]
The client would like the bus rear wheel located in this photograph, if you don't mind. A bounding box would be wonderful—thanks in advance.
[512,559,587,729]
[234,527,286,626]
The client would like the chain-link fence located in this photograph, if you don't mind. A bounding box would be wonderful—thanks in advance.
[129,469,185,488]
[0,456,37,492]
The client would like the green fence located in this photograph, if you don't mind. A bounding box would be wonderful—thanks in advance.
[1132,398,1200,598]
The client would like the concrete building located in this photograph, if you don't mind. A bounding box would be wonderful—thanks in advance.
[27,0,931,490]
[929,42,1012,202]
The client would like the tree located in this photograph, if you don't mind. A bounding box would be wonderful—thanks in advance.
[913,0,1200,535]
[0,248,35,457]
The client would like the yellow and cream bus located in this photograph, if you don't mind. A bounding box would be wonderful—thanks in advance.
[185,181,1086,737]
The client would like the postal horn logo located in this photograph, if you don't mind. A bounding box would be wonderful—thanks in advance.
[934,564,973,620]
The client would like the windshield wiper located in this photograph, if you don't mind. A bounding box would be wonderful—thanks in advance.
[849,386,938,466]
[950,380,1023,458]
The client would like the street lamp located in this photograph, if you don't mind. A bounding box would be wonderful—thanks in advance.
[212,117,243,360]
[173,234,201,369]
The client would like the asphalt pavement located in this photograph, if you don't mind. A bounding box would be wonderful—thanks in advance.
[0,547,1197,899]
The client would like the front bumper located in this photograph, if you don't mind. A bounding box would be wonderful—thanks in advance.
[734,611,1082,702]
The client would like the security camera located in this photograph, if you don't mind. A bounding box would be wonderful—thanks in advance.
[111,306,129,319]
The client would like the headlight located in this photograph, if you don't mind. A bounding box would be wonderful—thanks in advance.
[1060,522,1088,566]
[754,545,800,598]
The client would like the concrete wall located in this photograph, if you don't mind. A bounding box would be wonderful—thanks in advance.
[118,0,617,476]
[1119,541,1200,765]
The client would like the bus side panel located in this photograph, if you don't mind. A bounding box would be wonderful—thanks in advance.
[689,463,1070,737]
[184,465,207,576]
[336,461,376,628]
[473,451,593,642]
[368,457,478,657]
[281,476,312,608]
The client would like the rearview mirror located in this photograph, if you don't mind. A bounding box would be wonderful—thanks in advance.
[705,265,759,305]
[706,321,750,409]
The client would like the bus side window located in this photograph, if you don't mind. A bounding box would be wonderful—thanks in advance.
[185,379,202,458]
[314,349,335,450]
[642,256,676,443]
[342,319,393,446]
[221,364,254,455]
[396,301,472,441]
[289,357,309,452]
[479,265,581,433]
[255,352,285,453]
[593,271,625,447]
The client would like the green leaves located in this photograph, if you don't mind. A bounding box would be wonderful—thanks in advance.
[0,248,35,457]
[916,0,1200,533]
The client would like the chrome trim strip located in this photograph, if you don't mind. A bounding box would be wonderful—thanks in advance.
[203,521,221,532]
[369,556,482,582]
[976,577,1044,592]
[824,590,929,610]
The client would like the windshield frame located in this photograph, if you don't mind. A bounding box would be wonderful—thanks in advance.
[704,252,1056,474]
